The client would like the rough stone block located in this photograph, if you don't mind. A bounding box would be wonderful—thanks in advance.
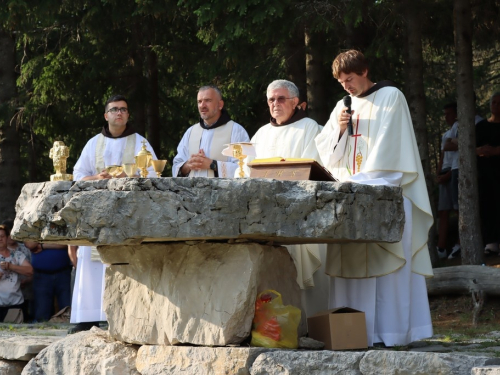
[359,351,495,375]
[472,366,500,375]
[249,351,364,375]
[21,327,139,375]
[12,178,404,246]
[101,242,303,346]
[0,336,62,361]
[0,360,24,375]
[136,346,272,375]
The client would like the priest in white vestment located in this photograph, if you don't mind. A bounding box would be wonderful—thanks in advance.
[315,50,434,346]
[69,94,157,333]
[239,79,329,318]
[173,85,249,178]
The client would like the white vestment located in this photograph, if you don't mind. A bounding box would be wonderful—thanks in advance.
[243,117,329,317]
[315,86,434,346]
[71,132,157,323]
[172,121,249,177]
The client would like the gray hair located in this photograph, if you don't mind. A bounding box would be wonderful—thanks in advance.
[490,91,500,107]
[199,85,223,100]
[267,80,299,98]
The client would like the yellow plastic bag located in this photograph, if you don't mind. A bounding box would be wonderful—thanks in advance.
[250,289,301,349]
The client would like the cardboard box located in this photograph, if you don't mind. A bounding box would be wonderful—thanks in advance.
[307,307,368,350]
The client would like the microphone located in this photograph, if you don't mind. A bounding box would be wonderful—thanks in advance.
[343,95,354,136]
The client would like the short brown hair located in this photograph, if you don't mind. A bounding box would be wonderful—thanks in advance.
[332,50,369,79]
[0,224,10,237]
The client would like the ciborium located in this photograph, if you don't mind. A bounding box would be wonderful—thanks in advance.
[122,163,138,177]
[49,141,73,181]
[135,140,153,178]
[105,165,124,178]
[151,160,168,177]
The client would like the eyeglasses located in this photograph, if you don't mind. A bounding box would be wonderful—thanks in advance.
[107,107,128,114]
[267,96,295,105]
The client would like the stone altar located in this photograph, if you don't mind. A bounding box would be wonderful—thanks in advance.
[12,177,405,346]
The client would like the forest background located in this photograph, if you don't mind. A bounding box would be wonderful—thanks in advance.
[0,0,499,266]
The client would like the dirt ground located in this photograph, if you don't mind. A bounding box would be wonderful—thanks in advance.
[430,253,500,336]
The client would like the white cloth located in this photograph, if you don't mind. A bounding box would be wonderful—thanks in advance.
[0,250,26,306]
[315,86,433,278]
[71,132,157,323]
[315,85,433,346]
[441,128,454,170]
[172,121,249,177]
[330,195,432,346]
[242,117,329,317]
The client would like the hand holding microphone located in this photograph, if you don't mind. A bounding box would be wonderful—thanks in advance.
[343,95,354,136]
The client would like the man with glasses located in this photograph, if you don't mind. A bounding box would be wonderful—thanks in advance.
[240,79,327,318]
[173,85,249,178]
[315,50,433,347]
[69,94,157,333]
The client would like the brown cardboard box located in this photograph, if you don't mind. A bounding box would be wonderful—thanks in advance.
[307,307,368,350]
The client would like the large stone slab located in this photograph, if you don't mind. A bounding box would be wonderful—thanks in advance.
[12,177,404,246]
[21,327,139,375]
[101,242,304,346]
[0,336,62,361]
[136,346,272,375]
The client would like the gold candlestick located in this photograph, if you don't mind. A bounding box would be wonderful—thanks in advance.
[135,140,153,178]
[232,144,247,178]
[49,141,73,181]
[151,160,168,177]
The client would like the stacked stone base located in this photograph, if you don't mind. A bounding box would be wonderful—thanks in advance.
[9,328,499,375]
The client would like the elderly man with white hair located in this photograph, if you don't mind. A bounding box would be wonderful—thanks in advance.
[240,79,328,318]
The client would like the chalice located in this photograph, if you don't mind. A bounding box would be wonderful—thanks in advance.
[135,140,153,178]
[122,163,138,177]
[151,160,168,177]
[232,144,247,178]
[106,165,123,178]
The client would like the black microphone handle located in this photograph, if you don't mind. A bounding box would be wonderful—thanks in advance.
[346,110,354,136]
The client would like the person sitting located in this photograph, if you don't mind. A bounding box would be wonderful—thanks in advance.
[0,225,33,322]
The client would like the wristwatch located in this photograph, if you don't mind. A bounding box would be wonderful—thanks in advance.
[210,160,218,172]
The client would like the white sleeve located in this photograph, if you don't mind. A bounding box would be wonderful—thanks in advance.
[347,171,403,187]
[172,128,193,177]
[73,140,97,181]
[315,104,347,170]
[218,123,250,178]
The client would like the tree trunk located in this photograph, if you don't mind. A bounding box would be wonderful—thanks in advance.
[131,23,147,137]
[402,1,438,265]
[285,27,306,105]
[305,29,329,125]
[0,31,21,220]
[427,265,500,295]
[454,0,483,265]
[146,48,161,157]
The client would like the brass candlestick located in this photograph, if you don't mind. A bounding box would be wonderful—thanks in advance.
[232,144,247,178]
[151,160,168,177]
[49,141,73,181]
[135,140,153,178]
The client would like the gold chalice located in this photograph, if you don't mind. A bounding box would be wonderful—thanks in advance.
[106,165,124,178]
[151,160,168,177]
[232,144,247,178]
[122,163,138,177]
